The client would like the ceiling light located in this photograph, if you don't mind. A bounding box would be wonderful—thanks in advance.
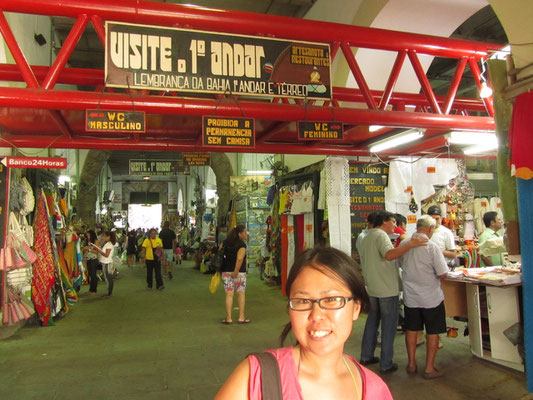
[143,176,150,180]
[58,175,71,185]
[447,131,497,145]
[245,170,271,175]
[463,140,498,155]
[479,82,493,98]
[369,125,384,132]
[467,172,494,180]
[369,129,424,153]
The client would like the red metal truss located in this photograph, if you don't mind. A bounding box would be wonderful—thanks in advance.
[0,0,499,156]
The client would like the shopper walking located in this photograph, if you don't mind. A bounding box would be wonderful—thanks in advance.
[141,228,165,290]
[95,231,116,299]
[125,229,137,268]
[84,229,100,295]
[159,221,177,279]
[220,224,250,324]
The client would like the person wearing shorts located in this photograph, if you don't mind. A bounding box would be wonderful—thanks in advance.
[159,221,176,279]
[219,224,250,324]
[397,215,449,379]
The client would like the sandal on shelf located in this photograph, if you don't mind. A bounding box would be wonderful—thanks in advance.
[220,319,233,325]
[238,319,252,324]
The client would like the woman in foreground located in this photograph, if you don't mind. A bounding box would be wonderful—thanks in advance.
[215,247,393,399]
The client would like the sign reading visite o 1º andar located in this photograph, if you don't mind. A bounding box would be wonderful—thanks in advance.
[86,110,145,133]
[350,162,389,252]
[203,116,255,148]
[129,159,177,176]
[105,21,331,100]
[298,121,343,140]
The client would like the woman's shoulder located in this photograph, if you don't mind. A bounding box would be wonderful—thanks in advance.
[347,357,393,400]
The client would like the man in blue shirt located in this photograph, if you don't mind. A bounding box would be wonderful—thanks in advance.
[397,215,449,379]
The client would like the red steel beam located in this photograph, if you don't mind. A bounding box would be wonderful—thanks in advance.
[43,14,89,90]
[0,11,39,88]
[341,43,377,110]
[0,64,488,113]
[408,50,442,114]
[0,0,499,60]
[0,87,495,132]
[468,58,495,117]
[443,58,467,115]
[379,51,407,111]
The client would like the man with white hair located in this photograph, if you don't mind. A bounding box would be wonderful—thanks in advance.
[397,215,449,379]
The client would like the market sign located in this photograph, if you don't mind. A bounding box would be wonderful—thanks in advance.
[298,121,343,140]
[182,152,210,166]
[349,162,389,253]
[1,157,67,169]
[86,110,145,133]
[202,116,255,148]
[129,159,178,176]
[105,21,331,100]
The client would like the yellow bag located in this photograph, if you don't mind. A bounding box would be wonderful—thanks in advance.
[209,272,221,294]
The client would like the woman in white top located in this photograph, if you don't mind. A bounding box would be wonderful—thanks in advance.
[96,231,116,298]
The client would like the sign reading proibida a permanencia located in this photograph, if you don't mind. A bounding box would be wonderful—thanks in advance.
[202,116,255,148]
[1,157,67,169]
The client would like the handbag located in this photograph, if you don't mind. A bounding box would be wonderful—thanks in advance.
[209,272,221,294]
[211,245,225,272]
[150,239,164,261]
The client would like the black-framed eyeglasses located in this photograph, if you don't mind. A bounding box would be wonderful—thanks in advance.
[288,296,354,311]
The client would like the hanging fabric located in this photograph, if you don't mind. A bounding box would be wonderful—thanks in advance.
[325,157,351,255]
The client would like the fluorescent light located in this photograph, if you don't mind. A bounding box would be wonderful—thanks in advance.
[467,172,494,180]
[480,82,493,98]
[447,131,497,145]
[369,125,384,132]
[245,170,271,175]
[463,140,498,155]
[143,176,150,180]
[369,129,424,153]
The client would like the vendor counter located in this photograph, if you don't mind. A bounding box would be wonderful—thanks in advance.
[442,268,523,372]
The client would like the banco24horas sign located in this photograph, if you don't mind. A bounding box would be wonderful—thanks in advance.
[105,22,331,100]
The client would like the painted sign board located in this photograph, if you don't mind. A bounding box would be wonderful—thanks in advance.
[298,121,343,140]
[129,159,178,176]
[86,110,146,133]
[202,116,255,148]
[1,157,67,169]
[105,21,331,100]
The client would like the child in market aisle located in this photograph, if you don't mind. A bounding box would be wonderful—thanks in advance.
[174,245,183,264]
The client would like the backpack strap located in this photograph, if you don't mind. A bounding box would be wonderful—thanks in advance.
[250,352,283,400]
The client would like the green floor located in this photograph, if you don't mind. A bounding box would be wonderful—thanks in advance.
[1,259,531,400]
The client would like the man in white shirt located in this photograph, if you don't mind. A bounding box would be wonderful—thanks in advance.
[397,215,449,379]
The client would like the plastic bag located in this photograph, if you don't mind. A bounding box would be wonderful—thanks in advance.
[200,260,207,273]
[209,272,221,294]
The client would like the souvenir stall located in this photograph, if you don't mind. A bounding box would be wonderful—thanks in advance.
[229,175,271,270]
[271,165,321,294]
[1,168,37,326]
[1,166,85,327]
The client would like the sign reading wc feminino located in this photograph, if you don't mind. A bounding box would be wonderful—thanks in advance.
[105,22,331,100]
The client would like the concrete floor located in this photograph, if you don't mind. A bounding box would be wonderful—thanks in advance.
[0,259,531,400]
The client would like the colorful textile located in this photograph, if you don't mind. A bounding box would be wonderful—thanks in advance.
[31,191,56,326]
[509,91,533,179]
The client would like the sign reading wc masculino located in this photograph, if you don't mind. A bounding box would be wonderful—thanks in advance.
[105,21,331,100]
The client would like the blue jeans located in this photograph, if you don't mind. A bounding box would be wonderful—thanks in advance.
[361,295,399,370]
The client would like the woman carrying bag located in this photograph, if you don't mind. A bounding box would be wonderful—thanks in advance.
[141,228,165,291]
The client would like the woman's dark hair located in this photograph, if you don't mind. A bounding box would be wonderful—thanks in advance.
[394,213,407,227]
[280,247,370,346]
[105,231,117,245]
[87,230,97,244]
[226,224,246,247]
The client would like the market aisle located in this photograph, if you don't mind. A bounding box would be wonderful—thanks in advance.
[0,259,531,400]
